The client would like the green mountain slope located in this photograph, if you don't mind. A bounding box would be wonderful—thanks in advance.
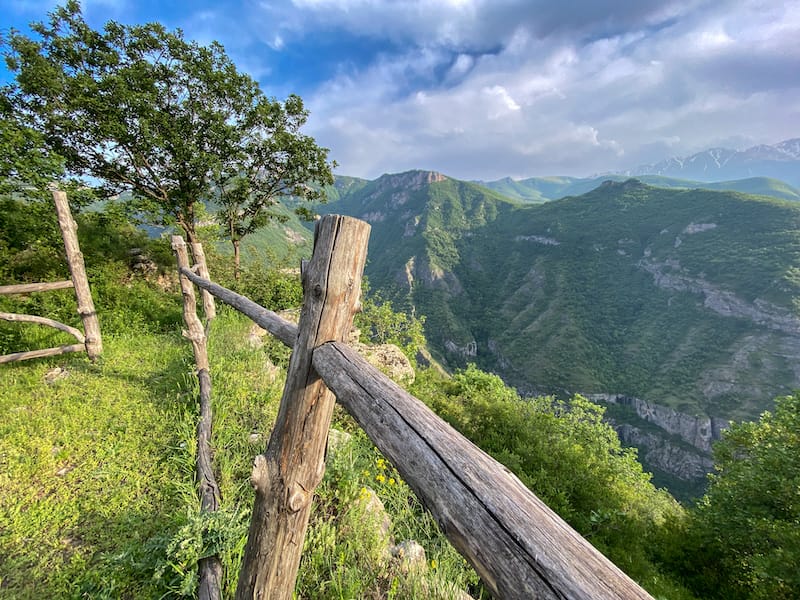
[320,173,800,490]
[470,180,800,419]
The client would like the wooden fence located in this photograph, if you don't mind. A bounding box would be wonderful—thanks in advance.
[0,191,102,363]
[175,214,655,600]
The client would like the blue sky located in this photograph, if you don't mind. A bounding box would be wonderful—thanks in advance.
[2,0,798,180]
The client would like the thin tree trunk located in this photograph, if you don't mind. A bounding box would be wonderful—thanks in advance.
[233,238,241,281]
[190,242,216,322]
[173,236,222,600]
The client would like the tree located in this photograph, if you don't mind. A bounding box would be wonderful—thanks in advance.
[680,393,800,599]
[3,1,334,244]
[0,90,99,281]
[216,94,333,278]
[0,95,64,196]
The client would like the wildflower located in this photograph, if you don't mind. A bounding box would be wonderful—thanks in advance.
[388,477,396,486]
[376,473,386,484]
[430,559,438,570]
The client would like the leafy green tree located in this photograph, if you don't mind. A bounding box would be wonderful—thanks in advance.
[676,393,800,599]
[0,96,63,195]
[354,292,427,359]
[0,91,99,281]
[216,93,334,278]
[4,1,333,245]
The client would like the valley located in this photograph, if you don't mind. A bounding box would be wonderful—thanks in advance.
[314,171,800,494]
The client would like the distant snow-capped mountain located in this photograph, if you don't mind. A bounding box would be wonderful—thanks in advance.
[628,139,800,186]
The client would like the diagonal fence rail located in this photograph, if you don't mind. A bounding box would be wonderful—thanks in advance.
[177,214,655,600]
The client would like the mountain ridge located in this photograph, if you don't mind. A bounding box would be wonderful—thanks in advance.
[622,138,800,186]
[314,171,800,492]
[476,173,800,202]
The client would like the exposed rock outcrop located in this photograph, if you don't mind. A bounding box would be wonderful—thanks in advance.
[397,255,464,295]
[349,329,415,385]
[586,393,727,453]
[514,234,560,246]
[615,424,715,481]
[585,392,729,488]
[639,257,800,335]
[444,339,477,358]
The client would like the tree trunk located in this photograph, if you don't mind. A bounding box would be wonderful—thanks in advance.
[235,215,370,600]
[190,242,216,322]
[233,238,241,281]
[184,202,198,244]
[172,236,223,600]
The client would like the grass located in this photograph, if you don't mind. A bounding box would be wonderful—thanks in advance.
[0,304,483,598]
[0,328,195,598]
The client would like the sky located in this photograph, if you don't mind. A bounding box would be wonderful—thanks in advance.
[1,0,799,181]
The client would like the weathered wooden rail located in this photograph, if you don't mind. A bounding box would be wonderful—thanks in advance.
[0,191,102,364]
[177,214,655,600]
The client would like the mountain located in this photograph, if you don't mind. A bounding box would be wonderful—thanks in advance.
[627,139,800,187]
[319,171,800,494]
[477,174,800,202]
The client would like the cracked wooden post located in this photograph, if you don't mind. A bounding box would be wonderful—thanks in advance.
[53,190,102,360]
[172,236,222,600]
[191,242,216,322]
[235,215,370,600]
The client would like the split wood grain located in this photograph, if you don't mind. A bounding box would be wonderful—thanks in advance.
[235,215,370,600]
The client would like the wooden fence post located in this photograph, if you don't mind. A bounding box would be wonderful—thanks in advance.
[235,215,370,600]
[52,190,102,360]
[172,236,222,600]
[191,242,216,322]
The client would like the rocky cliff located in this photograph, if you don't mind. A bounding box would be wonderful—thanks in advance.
[586,393,727,487]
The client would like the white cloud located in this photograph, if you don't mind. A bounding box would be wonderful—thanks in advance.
[39,0,792,179]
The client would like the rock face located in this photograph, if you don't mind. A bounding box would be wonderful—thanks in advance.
[349,329,416,385]
[616,424,715,481]
[585,393,728,453]
[399,255,464,295]
[639,257,800,335]
[586,393,727,485]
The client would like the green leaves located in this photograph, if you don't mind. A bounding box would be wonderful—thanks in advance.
[414,365,681,566]
[684,393,800,599]
[4,2,333,247]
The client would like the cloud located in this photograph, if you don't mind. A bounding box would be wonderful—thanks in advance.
[6,0,795,179]
[284,0,799,178]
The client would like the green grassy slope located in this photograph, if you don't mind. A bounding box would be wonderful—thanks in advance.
[0,307,487,599]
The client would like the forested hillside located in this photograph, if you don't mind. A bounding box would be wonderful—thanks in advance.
[319,172,800,493]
